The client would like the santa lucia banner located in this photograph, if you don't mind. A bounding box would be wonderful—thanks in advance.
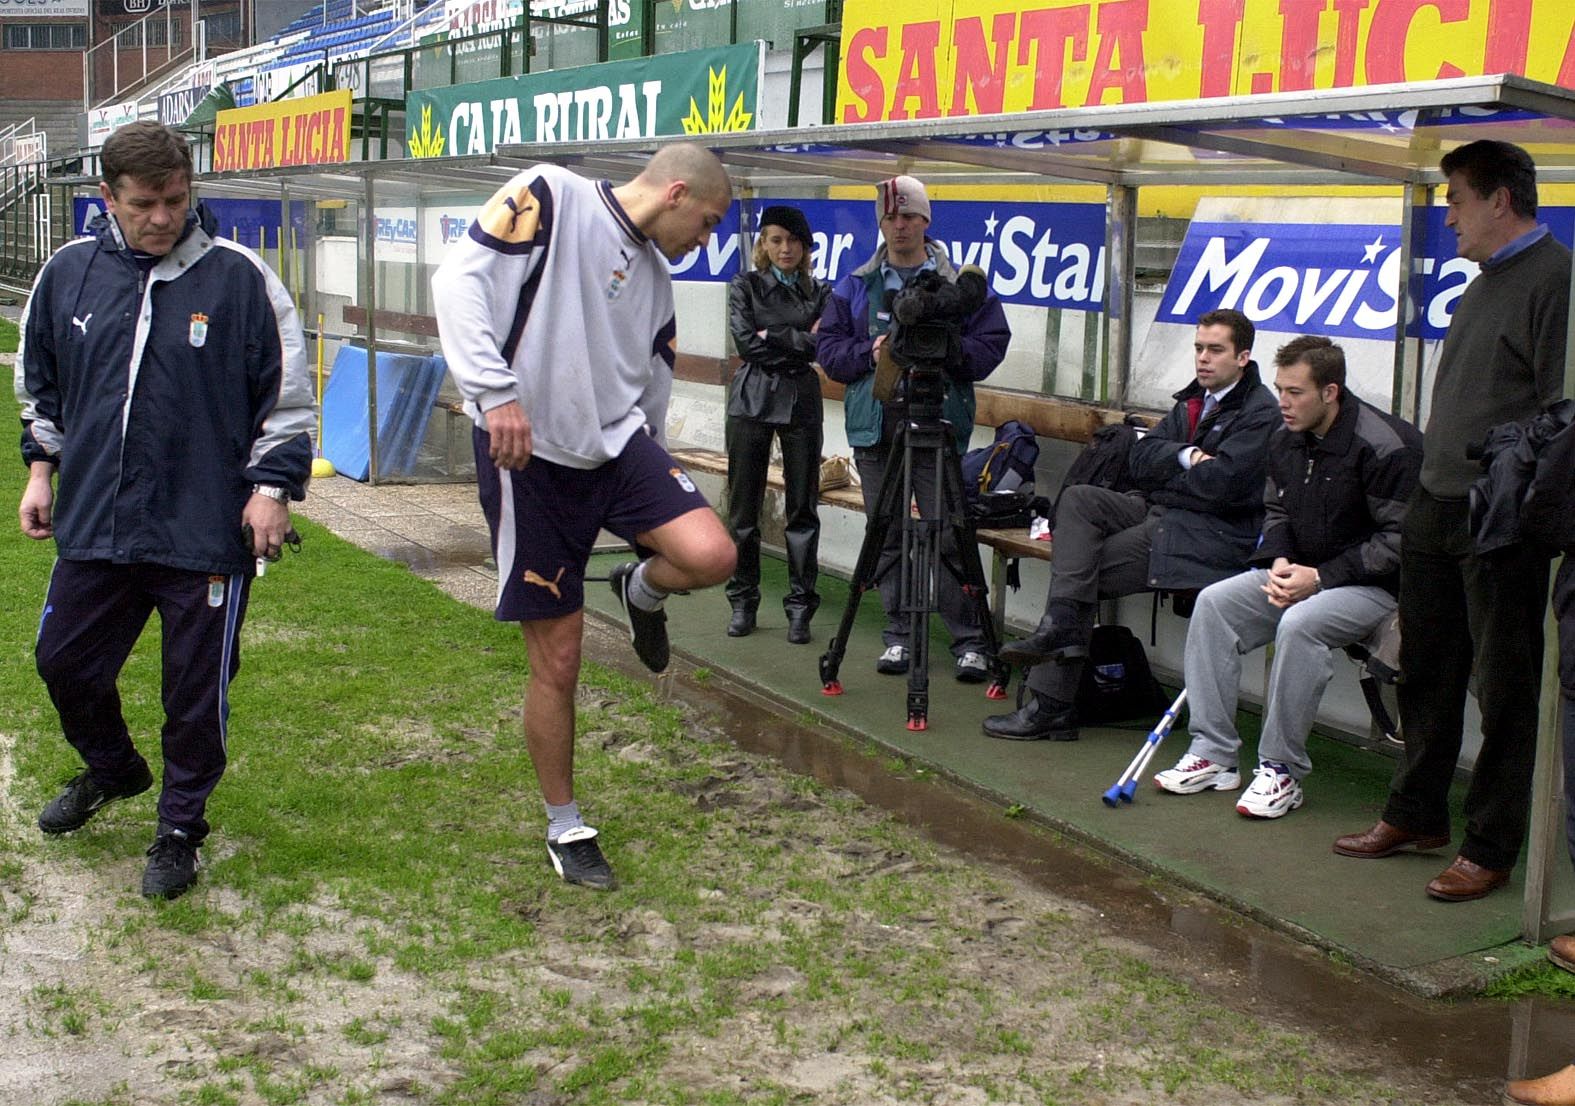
[836,0,1575,120]
[403,42,761,157]
[213,90,353,172]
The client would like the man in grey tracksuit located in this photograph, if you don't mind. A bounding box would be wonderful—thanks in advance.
[1153,337,1422,819]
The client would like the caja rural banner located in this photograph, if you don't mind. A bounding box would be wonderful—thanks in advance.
[404,42,761,157]
[836,0,1575,120]
[212,90,352,172]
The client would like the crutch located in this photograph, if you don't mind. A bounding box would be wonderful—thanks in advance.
[1101,689,1187,807]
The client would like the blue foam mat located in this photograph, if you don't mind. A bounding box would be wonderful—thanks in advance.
[319,345,445,480]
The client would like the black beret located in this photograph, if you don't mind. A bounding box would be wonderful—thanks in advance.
[758,204,812,246]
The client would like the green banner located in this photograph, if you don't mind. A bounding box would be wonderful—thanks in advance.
[405,42,761,158]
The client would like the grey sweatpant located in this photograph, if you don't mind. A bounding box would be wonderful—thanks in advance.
[1182,569,1395,779]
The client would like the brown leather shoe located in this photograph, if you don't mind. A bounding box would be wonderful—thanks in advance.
[1504,1063,1575,1105]
[1331,820,1449,859]
[1426,855,1510,902]
[1548,934,1575,975]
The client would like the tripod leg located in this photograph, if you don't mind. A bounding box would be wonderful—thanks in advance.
[892,421,957,730]
[903,454,938,731]
[819,432,910,694]
[935,434,1010,698]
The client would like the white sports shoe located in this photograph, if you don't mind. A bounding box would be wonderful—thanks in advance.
[1235,763,1305,819]
[876,644,910,674]
[954,651,989,683]
[1154,754,1241,795]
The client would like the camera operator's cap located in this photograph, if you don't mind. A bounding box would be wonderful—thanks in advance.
[758,204,812,246]
[877,175,931,223]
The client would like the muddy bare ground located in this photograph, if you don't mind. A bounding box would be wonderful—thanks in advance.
[0,432,1505,1105]
[0,631,1499,1106]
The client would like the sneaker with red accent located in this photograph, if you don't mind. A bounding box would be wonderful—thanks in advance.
[1235,762,1304,819]
[1153,754,1240,795]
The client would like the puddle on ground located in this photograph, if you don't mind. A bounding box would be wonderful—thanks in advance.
[369,541,491,574]
[662,669,1575,1101]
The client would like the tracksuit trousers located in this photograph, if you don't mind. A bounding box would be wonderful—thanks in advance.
[34,558,251,841]
[1182,569,1396,779]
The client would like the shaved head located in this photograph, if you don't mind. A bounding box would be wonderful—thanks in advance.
[640,143,732,203]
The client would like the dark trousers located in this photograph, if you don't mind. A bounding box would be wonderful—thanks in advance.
[1026,485,1155,703]
[1555,557,1575,872]
[1563,694,1575,876]
[724,407,822,618]
[1384,490,1551,871]
[34,559,251,841]
[854,443,985,658]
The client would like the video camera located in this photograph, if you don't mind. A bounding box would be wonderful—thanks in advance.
[889,266,989,364]
[882,266,990,415]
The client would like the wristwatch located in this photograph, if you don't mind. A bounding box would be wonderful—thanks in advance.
[252,484,289,504]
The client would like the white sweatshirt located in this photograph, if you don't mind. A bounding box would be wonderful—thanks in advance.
[431,164,676,469]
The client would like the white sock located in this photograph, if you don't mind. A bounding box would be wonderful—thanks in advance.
[546,800,583,842]
[626,562,668,612]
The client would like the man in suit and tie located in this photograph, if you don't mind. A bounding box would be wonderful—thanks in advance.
[983,309,1281,741]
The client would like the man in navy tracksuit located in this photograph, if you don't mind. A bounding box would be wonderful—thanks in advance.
[17,122,313,899]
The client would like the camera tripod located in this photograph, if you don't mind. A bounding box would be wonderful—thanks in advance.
[818,400,1010,730]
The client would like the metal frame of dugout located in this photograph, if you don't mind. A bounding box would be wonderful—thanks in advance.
[42,72,1575,943]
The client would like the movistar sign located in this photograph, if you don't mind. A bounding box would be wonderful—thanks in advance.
[1158,211,1575,340]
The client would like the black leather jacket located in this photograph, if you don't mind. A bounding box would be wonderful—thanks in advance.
[728,269,828,374]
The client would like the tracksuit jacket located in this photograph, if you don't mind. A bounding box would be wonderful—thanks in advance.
[1252,392,1423,596]
[17,205,313,575]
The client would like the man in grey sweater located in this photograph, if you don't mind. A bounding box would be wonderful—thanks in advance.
[433,144,737,892]
[1333,140,1569,902]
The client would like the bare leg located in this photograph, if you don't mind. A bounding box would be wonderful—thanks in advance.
[520,610,584,806]
[637,506,736,593]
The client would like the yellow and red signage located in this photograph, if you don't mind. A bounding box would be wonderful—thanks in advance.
[837,0,1575,121]
[213,90,353,172]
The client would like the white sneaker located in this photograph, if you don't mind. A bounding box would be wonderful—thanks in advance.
[1154,754,1241,795]
[876,644,910,674]
[1235,762,1304,819]
[954,651,989,683]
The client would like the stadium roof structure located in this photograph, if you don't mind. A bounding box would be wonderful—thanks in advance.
[175,71,1575,200]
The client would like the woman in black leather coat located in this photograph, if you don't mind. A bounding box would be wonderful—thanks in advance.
[724,205,829,643]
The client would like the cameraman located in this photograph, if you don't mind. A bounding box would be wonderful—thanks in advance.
[817,175,1011,682]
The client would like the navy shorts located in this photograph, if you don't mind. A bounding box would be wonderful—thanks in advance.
[475,426,710,621]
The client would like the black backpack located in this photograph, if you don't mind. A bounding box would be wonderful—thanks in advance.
[1046,419,1142,529]
[1074,624,1170,724]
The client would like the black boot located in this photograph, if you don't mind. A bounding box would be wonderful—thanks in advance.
[785,610,812,645]
[982,695,1079,742]
[727,608,756,638]
[998,599,1091,666]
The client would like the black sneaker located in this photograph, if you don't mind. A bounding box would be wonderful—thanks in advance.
[547,826,617,890]
[609,562,669,673]
[38,761,155,835]
[141,823,201,900]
